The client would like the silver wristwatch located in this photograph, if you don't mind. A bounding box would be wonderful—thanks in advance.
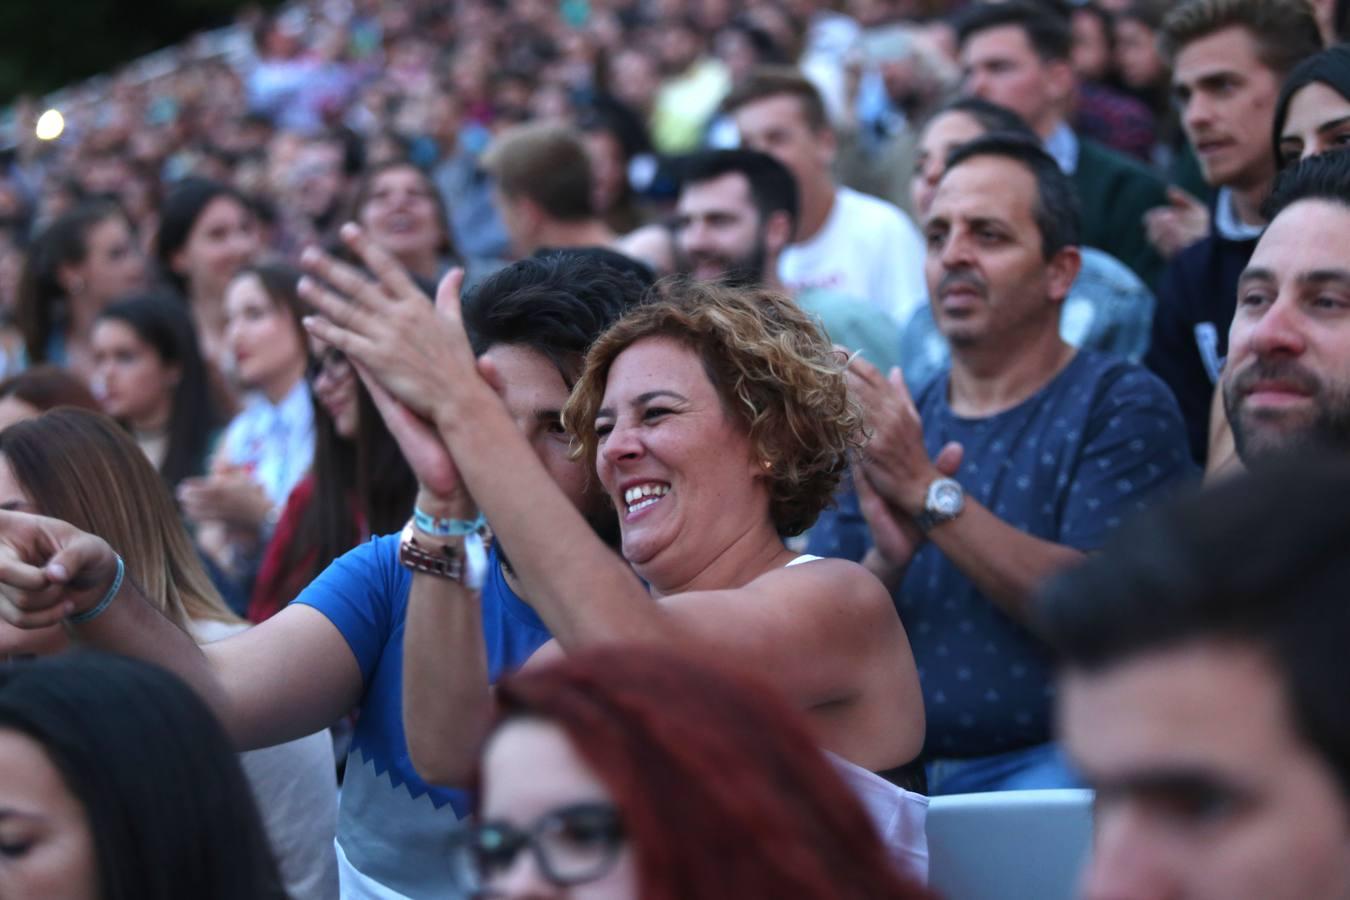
[916,477,965,532]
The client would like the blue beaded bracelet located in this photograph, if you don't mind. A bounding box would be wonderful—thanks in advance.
[67,555,125,625]
[413,506,486,537]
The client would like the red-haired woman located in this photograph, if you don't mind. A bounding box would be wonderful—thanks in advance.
[451,645,933,899]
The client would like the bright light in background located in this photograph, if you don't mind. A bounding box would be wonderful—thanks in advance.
[35,109,64,141]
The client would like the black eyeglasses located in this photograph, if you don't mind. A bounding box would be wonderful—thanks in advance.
[306,346,350,384]
[448,802,625,895]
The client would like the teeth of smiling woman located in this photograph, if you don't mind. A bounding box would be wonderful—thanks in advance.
[623,484,670,509]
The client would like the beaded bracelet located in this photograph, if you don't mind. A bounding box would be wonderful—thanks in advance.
[413,506,487,537]
[67,555,125,625]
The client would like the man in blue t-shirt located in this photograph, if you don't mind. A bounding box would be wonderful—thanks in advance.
[0,253,647,899]
[809,135,1193,794]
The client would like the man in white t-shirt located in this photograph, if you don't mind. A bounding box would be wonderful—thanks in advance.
[722,67,928,326]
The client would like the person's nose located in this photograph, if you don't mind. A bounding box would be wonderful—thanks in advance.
[938,229,976,270]
[599,418,644,469]
[965,67,990,99]
[1183,92,1215,137]
[680,219,712,255]
[1244,293,1309,360]
[229,228,257,262]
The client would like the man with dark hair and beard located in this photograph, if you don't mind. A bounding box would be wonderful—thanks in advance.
[808,134,1193,794]
[1223,152,1350,466]
[672,148,903,373]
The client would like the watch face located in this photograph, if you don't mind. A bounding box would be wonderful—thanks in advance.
[932,482,964,515]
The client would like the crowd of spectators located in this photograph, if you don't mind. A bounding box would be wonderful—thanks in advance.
[0,0,1349,898]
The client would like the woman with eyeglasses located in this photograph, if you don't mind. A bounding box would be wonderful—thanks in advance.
[451,645,932,898]
[248,338,417,622]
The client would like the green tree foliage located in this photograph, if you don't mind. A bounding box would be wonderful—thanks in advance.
[0,0,279,100]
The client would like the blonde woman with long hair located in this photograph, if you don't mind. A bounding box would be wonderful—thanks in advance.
[0,408,338,900]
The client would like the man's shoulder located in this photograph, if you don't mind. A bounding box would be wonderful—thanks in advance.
[1077,138,1165,189]
[835,186,916,232]
[293,533,408,617]
[1066,352,1183,416]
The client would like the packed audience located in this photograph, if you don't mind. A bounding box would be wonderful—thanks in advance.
[0,0,1348,897]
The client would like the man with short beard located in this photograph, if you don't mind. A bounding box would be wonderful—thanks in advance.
[1223,152,1350,465]
[672,148,902,373]
[808,135,1193,794]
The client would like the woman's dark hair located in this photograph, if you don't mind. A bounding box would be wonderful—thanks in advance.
[579,96,652,160]
[0,365,100,413]
[1271,44,1350,167]
[257,254,414,605]
[16,198,132,363]
[490,646,932,900]
[275,378,417,605]
[154,178,254,296]
[0,652,286,900]
[96,294,222,490]
[926,96,1040,141]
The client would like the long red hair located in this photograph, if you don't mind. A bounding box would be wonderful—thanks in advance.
[491,645,932,900]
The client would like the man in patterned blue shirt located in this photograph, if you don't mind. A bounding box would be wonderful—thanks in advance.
[809,134,1194,794]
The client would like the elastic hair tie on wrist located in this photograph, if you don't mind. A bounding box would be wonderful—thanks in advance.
[67,555,125,625]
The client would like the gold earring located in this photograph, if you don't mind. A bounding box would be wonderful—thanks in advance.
[761,459,773,472]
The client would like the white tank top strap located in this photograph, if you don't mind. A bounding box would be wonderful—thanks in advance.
[785,553,824,567]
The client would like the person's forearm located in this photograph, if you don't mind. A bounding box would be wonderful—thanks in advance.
[73,579,235,735]
[862,547,907,592]
[431,383,662,647]
[927,500,1085,623]
[402,567,491,787]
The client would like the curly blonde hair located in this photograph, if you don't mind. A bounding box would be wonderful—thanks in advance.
[564,279,864,537]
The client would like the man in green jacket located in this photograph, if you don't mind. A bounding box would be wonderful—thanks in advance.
[957,1,1168,288]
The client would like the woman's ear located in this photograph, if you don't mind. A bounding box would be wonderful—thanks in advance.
[56,261,85,297]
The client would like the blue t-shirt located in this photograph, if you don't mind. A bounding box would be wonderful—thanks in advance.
[809,352,1193,758]
[295,534,551,898]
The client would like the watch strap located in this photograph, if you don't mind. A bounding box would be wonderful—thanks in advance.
[399,522,489,589]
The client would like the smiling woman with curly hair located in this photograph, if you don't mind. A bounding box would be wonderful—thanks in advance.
[566,279,865,537]
[280,235,927,863]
